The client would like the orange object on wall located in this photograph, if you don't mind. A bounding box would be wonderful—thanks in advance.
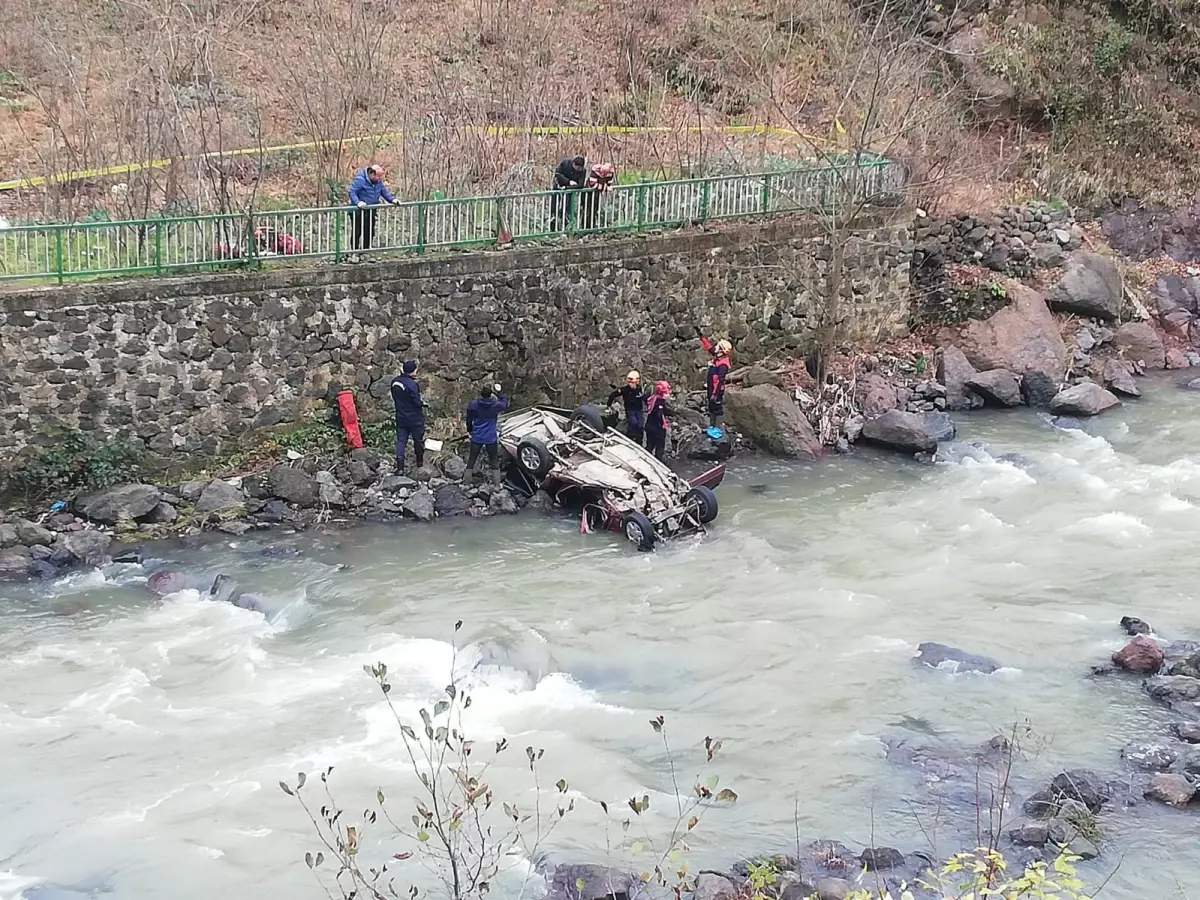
[336,390,364,449]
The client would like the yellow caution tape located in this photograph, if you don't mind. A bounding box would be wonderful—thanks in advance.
[0,124,832,191]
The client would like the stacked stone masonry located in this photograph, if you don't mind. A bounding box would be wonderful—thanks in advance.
[0,219,912,457]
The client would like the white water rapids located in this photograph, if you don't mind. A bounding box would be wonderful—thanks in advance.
[3,376,1200,899]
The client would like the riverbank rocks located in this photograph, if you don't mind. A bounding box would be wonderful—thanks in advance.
[936,346,984,411]
[547,865,637,900]
[966,369,1023,407]
[861,410,942,455]
[914,642,1000,674]
[1103,360,1141,397]
[723,384,821,459]
[1121,741,1177,770]
[74,484,162,525]
[1048,252,1123,320]
[854,373,900,417]
[1048,769,1110,813]
[56,530,113,566]
[195,480,246,515]
[1174,723,1200,743]
[1112,635,1164,674]
[14,519,53,546]
[1049,383,1120,417]
[1114,322,1166,369]
[267,466,320,508]
[403,488,436,522]
[1145,675,1200,715]
[1144,773,1196,807]
[948,283,1067,407]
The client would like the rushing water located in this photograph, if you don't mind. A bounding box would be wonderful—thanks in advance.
[4,376,1200,900]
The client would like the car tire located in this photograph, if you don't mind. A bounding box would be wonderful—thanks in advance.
[685,485,719,524]
[621,510,658,552]
[571,404,607,433]
[516,438,554,479]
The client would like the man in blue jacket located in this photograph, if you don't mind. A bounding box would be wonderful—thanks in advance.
[391,360,426,473]
[347,165,399,256]
[465,383,510,481]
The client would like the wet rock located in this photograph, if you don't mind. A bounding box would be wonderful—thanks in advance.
[1121,616,1153,636]
[1023,790,1060,819]
[936,345,984,411]
[546,865,636,900]
[1067,837,1100,860]
[441,455,469,480]
[1163,310,1195,340]
[861,410,940,455]
[267,466,320,508]
[1103,360,1141,398]
[489,489,519,514]
[318,482,346,508]
[195,480,246,515]
[950,283,1067,406]
[1114,322,1166,369]
[914,642,1000,674]
[1121,741,1178,771]
[0,549,32,579]
[1048,252,1123,320]
[147,570,190,596]
[257,499,292,523]
[691,873,738,900]
[1145,675,1200,713]
[434,484,473,516]
[1167,348,1192,369]
[680,428,734,462]
[854,373,899,417]
[1178,747,1200,776]
[404,488,436,522]
[1112,635,1164,674]
[966,369,1023,407]
[145,502,178,524]
[1049,382,1120,417]
[1008,821,1050,846]
[1049,769,1110,812]
[814,878,852,900]
[919,411,955,442]
[724,384,821,459]
[74,483,161,525]
[55,531,113,566]
[29,559,59,580]
[1173,722,1200,743]
[860,847,905,871]
[14,519,54,547]
[1144,773,1196,807]
[379,475,419,492]
[0,524,17,549]
[1171,651,1200,679]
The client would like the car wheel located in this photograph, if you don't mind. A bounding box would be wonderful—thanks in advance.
[620,510,658,551]
[516,438,554,479]
[571,404,607,433]
[685,485,718,524]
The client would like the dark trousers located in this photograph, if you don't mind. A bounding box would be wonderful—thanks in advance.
[467,441,499,471]
[351,208,378,250]
[707,396,724,428]
[625,410,645,446]
[578,189,601,230]
[549,188,572,232]
[646,428,668,461]
[396,422,425,469]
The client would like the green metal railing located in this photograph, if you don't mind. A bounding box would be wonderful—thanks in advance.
[0,158,907,285]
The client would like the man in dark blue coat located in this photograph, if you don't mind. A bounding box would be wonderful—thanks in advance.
[465,383,509,480]
[391,360,426,473]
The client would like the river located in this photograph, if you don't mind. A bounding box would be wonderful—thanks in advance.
[2,376,1200,900]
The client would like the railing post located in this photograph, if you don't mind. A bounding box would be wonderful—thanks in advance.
[154,221,163,274]
[245,211,258,268]
[334,208,343,263]
[54,226,64,284]
[636,183,647,232]
[416,202,427,253]
[760,174,772,215]
[699,178,710,224]
[566,191,576,237]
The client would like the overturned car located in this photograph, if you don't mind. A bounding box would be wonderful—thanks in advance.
[498,405,725,551]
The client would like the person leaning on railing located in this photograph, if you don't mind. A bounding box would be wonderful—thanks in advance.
[347,164,400,260]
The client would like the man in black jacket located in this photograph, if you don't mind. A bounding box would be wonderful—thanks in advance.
[549,156,586,231]
[607,370,649,445]
[390,360,426,473]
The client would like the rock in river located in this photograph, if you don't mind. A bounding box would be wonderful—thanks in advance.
[966,369,1023,407]
[74,483,161,524]
[936,345,984,411]
[55,531,113,566]
[861,410,947,455]
[1144,773,1196,807]
[1145,675,1200,714]
[1048,769,1110,812]
[546,865,637,900]
[1121,615,1153,636]
[1112,635,1164,674]
[1121,741,1177,771]
[1049,382,1120,417]
[1114,321,1166,370]
[1170,650,1200,679]
[1048,251,1123,320]
[914,642,1000,674]
[724,384,821,459]
[1103,359,1141,398]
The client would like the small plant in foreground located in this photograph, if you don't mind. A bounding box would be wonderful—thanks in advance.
[839,848,1092,900]
[3,428,143,499]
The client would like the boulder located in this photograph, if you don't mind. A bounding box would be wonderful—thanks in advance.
[1103,359,1141,398]
[1120,741,1177,771]
[434,484,473,516]
[1166,348,1192,369]
[0,524,17,549]
[914,642,1000,674]
[547,865,636,900]
[1121,615,1152,635]
[1048,252,1123,320]
[14,519,54,547]
[1049,770,1110,812]
[74,484,161,525]
[1144,773,1196,807]
[1162,309,1195,340]
[318,482,346,508]
[178,481,206,503]
[917,411,956,442]
[145,502,178,524]
[441,455,469,480]
[728,365,784,388]
[55,531,113,566]
[1114,321,1166,369]
[489,489,519,515]
[1178,747,1200,777]
[1112,635,1164,674]
[1145,675,1200,712]
[724,384,821,459]
[257,499,292,523]
[854,373,899,417]
[147,570,191,596]
[691,873,738,900]
[0,550,32,580]
[966,369,1023,407]
[1008,821,1050,846]
[379,475,419,492]
[936,345,984,411]
[404,488,436,522]
[861,410,942,455]
[267,466,320,508]
[1173,722,1200,743]
[1066,838,1099,861]
[814,878,852,900]
[950,283,1066,406]
[859,847,905,871]
[195,480,246,514]
[340,458,379,487]
[1171,651,1200,679]
[1049,383,1120,417]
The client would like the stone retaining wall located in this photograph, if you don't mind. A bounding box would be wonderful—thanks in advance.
[0,218,911,457]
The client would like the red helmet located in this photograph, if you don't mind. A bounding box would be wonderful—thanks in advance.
[655,380,671,395]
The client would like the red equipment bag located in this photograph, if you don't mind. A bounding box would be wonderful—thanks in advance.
[336,390,365,450]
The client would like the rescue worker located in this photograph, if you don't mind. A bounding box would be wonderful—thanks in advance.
[607,370,648,445]
[644,380,674,462]
[550,156,587,231]
[465,383,510,481]
[695,327,732,430]
[390,360,426,473]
